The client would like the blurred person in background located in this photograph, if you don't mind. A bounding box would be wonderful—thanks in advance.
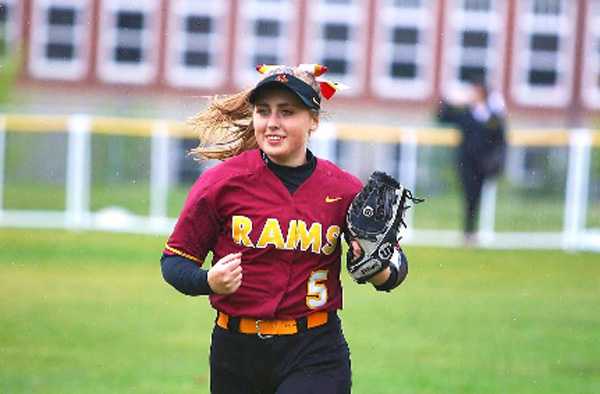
[160,64,409,393]
[436,77,507,246]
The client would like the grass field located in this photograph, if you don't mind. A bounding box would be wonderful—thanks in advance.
[1,229,599,394]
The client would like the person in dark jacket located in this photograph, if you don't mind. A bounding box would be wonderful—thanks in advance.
[437,78,507,245]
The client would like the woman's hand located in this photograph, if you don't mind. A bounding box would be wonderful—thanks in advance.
[349,239,363,261]
[368,267,392,286]
[207,252,243,295]
[350,239,392,286]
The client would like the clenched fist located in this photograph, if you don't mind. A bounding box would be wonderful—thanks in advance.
[207,252,243,295]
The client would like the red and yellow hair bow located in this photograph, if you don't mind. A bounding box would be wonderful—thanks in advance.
[255,63,349,100]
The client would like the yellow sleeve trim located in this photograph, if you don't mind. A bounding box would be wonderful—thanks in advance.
[164,244,203,264]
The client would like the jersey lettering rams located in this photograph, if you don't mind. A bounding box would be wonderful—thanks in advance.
[231,215,340,255]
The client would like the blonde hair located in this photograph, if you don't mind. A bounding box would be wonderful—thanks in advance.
[189,67,321,161]
[188,89,257,161]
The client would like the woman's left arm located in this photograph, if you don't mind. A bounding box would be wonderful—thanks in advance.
[368,249,409,292]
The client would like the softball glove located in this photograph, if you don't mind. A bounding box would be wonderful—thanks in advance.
[345,171,423,283]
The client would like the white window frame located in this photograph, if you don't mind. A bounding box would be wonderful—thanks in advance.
[372,0,436,100]
[235,0,297,88]
[28,0,90,80]
[97,0,160,85]
[0,0,21,58]
[441,0,506,98]
[582,1,600,109]
[511,0,577,107]
[165,0,228,89]
[303,0,368,96]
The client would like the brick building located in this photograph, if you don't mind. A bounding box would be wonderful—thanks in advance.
[1,0,599,126]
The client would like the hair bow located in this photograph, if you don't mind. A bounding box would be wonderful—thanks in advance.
[255,63,349,100]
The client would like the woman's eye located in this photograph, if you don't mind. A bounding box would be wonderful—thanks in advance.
[281,110,294,116]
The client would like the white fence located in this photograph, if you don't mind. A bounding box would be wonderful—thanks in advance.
[1,113,599,252]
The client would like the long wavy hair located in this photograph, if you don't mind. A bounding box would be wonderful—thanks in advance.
[188,67,321,161]
[188,89,257,161]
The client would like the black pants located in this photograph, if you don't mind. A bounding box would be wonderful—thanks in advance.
[458,156,486,234]
[209,315,351,394]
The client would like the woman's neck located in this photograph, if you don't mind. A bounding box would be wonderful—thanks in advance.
[261,150,313,169]
[264,152,308,168]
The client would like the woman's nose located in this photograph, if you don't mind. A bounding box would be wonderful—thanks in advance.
[266,113,280,130]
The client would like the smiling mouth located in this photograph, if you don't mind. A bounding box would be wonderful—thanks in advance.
[266,135,284,142]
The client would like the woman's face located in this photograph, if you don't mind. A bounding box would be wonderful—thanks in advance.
[253,87,318,167]
[471,85,488,105]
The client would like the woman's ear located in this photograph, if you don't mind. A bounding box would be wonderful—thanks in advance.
[309,114,319,133]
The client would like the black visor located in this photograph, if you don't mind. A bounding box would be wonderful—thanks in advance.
[249,73,321,110]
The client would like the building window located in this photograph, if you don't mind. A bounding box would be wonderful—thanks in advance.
[463,0,491,11]
[97,0,159,84]
[533,0,561,15]
[393,0,421,6]
[0,0,19,58]
[304,0,366,94]
[441,0,505,98]
[166,0,227,88]
[373,0,435,100]
[582,1,600,109]
[184,16,211,66]
[236,0,295,88]
[29,0,90,80]
[511,0,576,107]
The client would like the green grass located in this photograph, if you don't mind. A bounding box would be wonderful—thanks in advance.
[3,184,189,217]
[3,184,67,211]
[588,200,600,227]
[89,184,151,216]
[1,229,599,393]
[414,189,567,231]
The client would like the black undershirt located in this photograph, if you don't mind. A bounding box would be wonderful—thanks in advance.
[161,150,317,295]
[260,149,317,194]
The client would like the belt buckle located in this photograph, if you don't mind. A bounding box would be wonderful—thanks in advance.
[255,320,273,339]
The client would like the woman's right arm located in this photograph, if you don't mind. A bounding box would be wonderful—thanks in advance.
[437,100,463,124]
[161,254,212,296]
[161,252,243,296]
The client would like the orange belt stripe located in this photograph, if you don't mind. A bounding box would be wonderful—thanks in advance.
[216,311,329,335]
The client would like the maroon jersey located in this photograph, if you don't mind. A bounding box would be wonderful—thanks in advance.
[165,149,362,320]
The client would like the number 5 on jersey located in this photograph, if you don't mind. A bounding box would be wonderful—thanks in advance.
[306,270,328,309]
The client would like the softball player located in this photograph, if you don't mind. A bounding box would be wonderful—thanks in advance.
[161,64,408,393]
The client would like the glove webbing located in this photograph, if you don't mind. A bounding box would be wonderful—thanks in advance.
[398,189,425,229]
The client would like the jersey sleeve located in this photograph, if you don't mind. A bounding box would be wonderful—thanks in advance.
[164,177,220,266]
